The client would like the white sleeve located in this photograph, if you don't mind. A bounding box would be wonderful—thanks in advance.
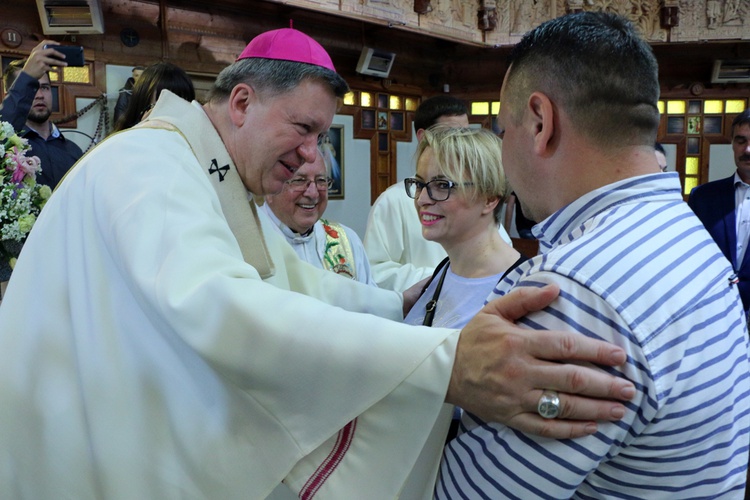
[344,224,379,287]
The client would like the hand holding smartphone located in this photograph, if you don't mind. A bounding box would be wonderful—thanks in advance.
[43,44,85,67]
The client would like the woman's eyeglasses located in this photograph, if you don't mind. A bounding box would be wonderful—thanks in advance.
[404,177,469,202]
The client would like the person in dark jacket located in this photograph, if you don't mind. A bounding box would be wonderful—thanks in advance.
[688,109,750,314]
[0,40,82,190]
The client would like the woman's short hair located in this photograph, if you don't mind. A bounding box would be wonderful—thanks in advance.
[416,125,508,223]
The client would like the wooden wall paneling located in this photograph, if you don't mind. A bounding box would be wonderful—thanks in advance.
[725,113,740,139]
[56,81,103,129]
[658,88,750,196]
[672,136,687,191]
[389,112,413,143]
[372,145,392,203]
[658,102,688,194]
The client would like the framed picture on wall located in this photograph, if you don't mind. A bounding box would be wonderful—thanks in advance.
[378,132,389,152]
[362,109,376,129]
[323,125,344,199]
[377,111,388,130]
[0,56,22,102]
[390,111,404,131]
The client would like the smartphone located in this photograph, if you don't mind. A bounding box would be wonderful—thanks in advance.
[43,44,85,67]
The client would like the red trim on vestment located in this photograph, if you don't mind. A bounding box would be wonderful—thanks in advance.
[300,419,358,499]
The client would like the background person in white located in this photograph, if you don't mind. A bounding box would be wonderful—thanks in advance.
[437,12,750,498]
[364,95,512,292]
[0,27,636,499]
[260,150,376,285]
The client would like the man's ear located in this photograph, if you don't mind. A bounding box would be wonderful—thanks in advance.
[526,91,556,156]
[227,83,256,127]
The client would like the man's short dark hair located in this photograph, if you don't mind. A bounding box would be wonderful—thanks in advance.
[731,109,750,136]
[504,11,660,149]
[207,58,349,103]
[2,59,26,93]
[414,95,469,132]
[654,141,665,154]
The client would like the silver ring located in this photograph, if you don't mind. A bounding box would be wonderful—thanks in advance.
[537,390,561,419]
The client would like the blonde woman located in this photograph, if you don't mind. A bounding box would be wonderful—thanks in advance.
[404,125,523,330]
[401,125,525,498]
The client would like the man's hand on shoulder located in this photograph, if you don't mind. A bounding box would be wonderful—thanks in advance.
[446,284,635,439]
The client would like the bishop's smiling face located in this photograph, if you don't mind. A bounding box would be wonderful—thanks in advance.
[233,78,337,197]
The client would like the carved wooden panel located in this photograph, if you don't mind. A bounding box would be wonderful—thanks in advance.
[658,96,747,197]
[275,0,749,47]
[672,0,749,42]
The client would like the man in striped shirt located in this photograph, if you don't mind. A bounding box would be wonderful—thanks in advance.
[437,12,750,498]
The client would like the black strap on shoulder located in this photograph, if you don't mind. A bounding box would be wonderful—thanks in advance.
[420,257,450,297]
[422,257,450,327]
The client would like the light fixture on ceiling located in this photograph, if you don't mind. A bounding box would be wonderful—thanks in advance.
[712,60,750,84]
[36,0,105,35]
[356,47,396,79]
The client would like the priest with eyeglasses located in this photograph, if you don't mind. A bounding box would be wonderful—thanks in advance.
[259,149,377,285]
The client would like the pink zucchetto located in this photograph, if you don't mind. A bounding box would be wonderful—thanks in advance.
[236,28,336,72]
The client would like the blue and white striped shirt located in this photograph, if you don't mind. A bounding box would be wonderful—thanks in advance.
[437,173,750,499]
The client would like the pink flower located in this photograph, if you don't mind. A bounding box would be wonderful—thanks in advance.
[21,154,40,176]
[11,167,25,184]
[8,147,40,183]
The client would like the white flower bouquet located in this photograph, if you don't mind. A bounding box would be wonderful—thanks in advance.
[0,120,51,276]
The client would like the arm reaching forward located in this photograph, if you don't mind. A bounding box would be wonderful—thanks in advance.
[447,284,634,439]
